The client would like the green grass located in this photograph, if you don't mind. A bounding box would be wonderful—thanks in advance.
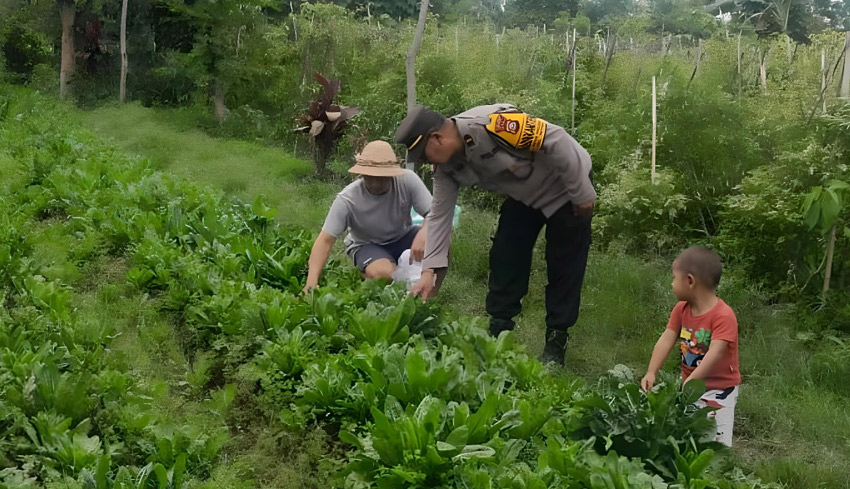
[73,103,850,488]
[73,103,338,230]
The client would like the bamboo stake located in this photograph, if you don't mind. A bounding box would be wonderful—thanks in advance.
[842,32,850,98]
[651,76,657,184]
[822,49,827,112]
[571,28,577,135]
[736,32,742,97]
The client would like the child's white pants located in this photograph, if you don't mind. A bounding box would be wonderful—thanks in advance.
[696,386,739,447]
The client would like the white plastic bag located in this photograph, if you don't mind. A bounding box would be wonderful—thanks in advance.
[392,249,422,290]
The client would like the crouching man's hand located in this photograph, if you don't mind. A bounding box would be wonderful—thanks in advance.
[410,269,436,301]
[410,228,427,264]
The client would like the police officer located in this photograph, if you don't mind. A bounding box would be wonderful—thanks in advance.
[395,104,596,365]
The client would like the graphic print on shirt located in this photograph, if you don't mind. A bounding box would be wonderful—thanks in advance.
[679,327,712,368]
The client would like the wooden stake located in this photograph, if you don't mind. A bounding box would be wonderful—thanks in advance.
[736,32,741,76]
[759,48,768,94]
[824,225,836,296]
[651,76,657,184]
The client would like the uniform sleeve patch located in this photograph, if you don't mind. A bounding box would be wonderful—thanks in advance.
[486,112,547,152]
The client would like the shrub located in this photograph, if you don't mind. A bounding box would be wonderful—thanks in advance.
[595,153,689,253]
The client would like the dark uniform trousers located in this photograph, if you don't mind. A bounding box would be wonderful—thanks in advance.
[485,198,591,333]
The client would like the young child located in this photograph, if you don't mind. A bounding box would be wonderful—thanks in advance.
[640,246,741,446]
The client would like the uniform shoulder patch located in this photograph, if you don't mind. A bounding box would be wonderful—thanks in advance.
[485,112,547,152]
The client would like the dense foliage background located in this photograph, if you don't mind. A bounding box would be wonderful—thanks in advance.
[4,0,848,308]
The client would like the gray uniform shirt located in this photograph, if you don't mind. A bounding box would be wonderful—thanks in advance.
[322,169,432,255]
[422,104,596,270]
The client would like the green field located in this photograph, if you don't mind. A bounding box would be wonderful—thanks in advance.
[3,0,850,485]
[65,101,850,488]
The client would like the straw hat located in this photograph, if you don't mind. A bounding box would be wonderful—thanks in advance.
[349,140,405,177]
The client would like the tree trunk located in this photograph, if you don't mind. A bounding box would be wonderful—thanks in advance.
[823,225,836,296]
[405,0,429,170]
[59,0,75,100]
[405,0,429,114]
[688,38,703,86]
[213,79,228,122]
[841,32,850,98]
[120,0,129,103]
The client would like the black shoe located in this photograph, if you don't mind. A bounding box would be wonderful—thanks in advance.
[489,317,515,337]
[540,328,568,365]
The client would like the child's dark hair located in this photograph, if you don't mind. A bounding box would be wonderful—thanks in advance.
[674,246,722,289]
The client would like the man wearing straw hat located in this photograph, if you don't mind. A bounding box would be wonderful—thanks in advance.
[303,140,432,293]
[395,104,595,365]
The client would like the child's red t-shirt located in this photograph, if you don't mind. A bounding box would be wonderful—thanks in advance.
[665,299,741,390]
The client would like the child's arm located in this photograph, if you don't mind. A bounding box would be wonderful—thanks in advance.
[683,340,728,385]
[641,328,679,391]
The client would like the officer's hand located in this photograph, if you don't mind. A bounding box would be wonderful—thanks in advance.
[410,229,427,264]
[574,199,595,218]
[410,270,435,301]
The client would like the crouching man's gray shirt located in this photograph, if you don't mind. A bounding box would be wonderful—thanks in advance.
[322,169,432,255]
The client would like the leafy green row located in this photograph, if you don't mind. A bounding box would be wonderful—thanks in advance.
[0,88,780,489]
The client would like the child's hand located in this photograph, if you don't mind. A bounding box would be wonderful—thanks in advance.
[640,372,656,392]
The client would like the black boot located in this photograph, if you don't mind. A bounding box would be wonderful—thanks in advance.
[540,328,568,365]
[489,317,515,337]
